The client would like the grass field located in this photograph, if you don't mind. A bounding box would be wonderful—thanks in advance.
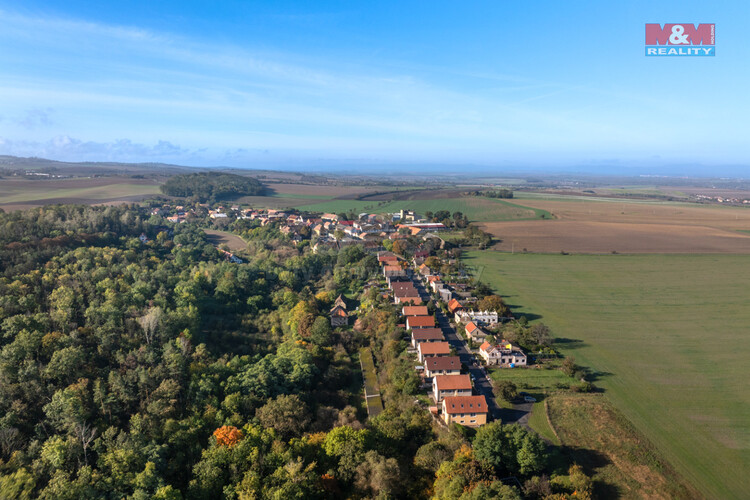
[203,229,247,252]
[464,250,750,498]
[547,393,700,499]
[0,177,161,208]
[295,197,550,222]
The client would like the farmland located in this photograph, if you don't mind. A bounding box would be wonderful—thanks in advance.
[295,196,549,222]
[464,250,750,498]
[480,193,750,253]
[0,177,162,210]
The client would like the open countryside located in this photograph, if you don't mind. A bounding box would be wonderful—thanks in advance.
[480,194,750,253]
[464,250,750,498]
[0,177,162,210]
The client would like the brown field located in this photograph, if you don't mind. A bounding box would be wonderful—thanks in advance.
[480,197,750,253]
[204,229,247,252]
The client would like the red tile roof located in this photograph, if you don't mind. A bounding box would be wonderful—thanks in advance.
[418,342,451,355]
[465,321,479,333]
[447,298,463,313]
[406,316,435,328]
[403,305,429,316]
[434,374,472,391]
[443,395,488,414]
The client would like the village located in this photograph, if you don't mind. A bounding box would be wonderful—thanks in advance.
[149,199,542,430]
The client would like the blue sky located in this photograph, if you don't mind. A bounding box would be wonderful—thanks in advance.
[0,1,748,175]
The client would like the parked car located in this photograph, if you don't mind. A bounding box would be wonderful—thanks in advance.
[523,395,536,403]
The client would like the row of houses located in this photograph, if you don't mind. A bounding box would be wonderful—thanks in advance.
[383,273,489,428]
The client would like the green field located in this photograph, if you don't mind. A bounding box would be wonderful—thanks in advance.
[0,180,161,204]
[295,197,550,222]
[464,250,750,498]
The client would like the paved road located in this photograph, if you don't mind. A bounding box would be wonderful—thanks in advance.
[410,275,531,424]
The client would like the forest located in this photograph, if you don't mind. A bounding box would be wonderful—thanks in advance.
[159,172,265,201]
[0,204,591,499]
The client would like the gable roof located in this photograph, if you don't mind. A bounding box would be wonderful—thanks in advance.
[411,329,445,341]
[330,306,348,318]
[434,374,472,391]
[465,321,479,333]
[393,288,418,298]
[447,298,463,313]
[406,316,435,328]
[334,295,347,309]
[403,305,429,316]
[425,356,462,371]
[418,341,451,355]
[479,341,493,352]
[443,396,488,414]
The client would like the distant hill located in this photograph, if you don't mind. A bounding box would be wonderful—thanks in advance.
[0,155,201,177]
[160,172,265,201]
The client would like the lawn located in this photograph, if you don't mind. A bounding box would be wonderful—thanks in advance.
[488,365,574,393]
[294,197,550,222]
[463,250,750,499]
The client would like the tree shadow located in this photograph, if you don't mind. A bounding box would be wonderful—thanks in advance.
[496,406,528,424]
[551,446,622,498]
[554,337,587,349]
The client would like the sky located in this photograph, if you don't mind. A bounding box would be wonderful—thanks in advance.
[0,1,748,176]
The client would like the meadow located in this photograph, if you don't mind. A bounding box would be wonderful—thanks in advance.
[464,250,750,498]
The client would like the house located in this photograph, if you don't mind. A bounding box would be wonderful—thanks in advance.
[424,356,462,377]
[383,265,406,278]
[334,295,347,310]
[494,340,527,366]
[433,374,472,402]
[478,341,502,364]
[406,316,435,330]
[438,287,452,303]
[395,295,423,305]
[378,251,400,264]
[479,341,527,366]
[402,305,429,316]
[447,298,463,314]
[465,322,488,343]
[411,328,445,348]
[330,295,348,327]
[442,396,489,427]
[417,341,451,362]
[418,264,433,276]
[455,310,499,326]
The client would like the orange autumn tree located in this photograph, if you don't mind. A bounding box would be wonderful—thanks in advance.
[213,425,244,448]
